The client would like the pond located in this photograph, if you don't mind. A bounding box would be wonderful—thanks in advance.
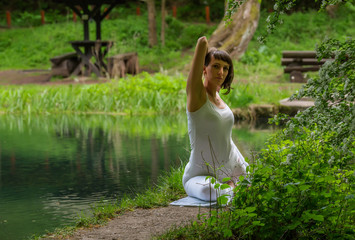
[0,114,276,240]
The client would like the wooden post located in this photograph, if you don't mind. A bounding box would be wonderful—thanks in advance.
[82,14,90,41]
[104,8,109,19]
[73,11,77,22]
[40,10,45,24]
[136,6,141,15]
[6,11,11,28]
[205,6,210,24]
[172,5,177,18]
[161,0,166,47]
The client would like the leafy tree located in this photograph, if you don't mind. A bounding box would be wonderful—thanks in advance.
[225,0,354,155]
[209,0,261,59]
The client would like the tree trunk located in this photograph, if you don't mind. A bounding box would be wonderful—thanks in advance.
[146,0,158,47]
[209,0,260,60]
[161,0,166,46]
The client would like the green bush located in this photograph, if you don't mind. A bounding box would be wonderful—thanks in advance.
[226,131,354,239]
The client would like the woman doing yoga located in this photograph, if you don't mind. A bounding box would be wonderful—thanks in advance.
[183,36,249,201]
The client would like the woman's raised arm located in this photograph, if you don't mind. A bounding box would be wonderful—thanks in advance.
[186,36,208,112]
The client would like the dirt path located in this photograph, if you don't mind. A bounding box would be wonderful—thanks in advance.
[47,206,209,240]
[0,70,106,85]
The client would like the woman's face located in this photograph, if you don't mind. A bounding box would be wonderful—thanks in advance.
[204,56,229,88]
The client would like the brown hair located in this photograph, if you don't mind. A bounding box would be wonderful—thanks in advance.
[204,48,234,95]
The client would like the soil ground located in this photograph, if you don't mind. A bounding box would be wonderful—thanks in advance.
[0,69,107,85]
[56,206,210,240]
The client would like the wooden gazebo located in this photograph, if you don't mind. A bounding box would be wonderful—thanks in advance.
[56,0,129,40]
[52,0,130,77]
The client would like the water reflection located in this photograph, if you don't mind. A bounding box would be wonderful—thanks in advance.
[0,114,275,240]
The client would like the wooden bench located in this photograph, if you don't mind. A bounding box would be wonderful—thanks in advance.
[107,53,139,78]
[281,51,331,82]
[50,52,80,77]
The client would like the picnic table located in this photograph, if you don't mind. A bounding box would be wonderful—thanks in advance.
[281,51,332,82]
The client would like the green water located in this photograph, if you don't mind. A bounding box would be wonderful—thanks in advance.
[0,114,275,239]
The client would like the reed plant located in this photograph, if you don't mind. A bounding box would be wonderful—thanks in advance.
[0,77,302,114]
[0,72,186,114]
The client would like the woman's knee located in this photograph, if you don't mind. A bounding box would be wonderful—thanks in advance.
[184,176,218,201]
[199,184,218,201]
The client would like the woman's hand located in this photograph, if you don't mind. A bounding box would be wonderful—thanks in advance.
[197,36,208,55]
[198,36,208,45]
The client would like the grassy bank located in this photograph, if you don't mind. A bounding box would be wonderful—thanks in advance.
[0,73,301,114]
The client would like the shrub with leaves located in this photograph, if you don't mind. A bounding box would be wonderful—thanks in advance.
[227,38,354,239]
[287,38,354,157]
[224,38,354,239]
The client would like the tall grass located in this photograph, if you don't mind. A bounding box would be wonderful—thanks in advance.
[0,72,186,114]
[0,75,302,114]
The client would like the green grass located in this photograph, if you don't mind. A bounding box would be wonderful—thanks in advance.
[0,5,353,114]
[0,13,215,72]
[223,81,302,108]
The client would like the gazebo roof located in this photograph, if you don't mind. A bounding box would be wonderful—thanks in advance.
[54,0,128,4]
[53,0,129,40]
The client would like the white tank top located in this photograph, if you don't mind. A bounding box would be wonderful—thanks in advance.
[183,97,248,185]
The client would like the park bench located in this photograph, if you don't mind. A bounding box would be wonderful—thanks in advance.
[281,51,331,82]
[107,52,139,78]
[50,52,80,77]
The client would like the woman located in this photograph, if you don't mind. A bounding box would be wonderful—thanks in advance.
[183,36,249,201]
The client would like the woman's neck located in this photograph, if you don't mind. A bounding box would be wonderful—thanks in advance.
[206,87,216,98]
[204,82,219,98]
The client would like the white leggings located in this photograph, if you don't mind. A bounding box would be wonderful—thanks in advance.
[184,176,233,201]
